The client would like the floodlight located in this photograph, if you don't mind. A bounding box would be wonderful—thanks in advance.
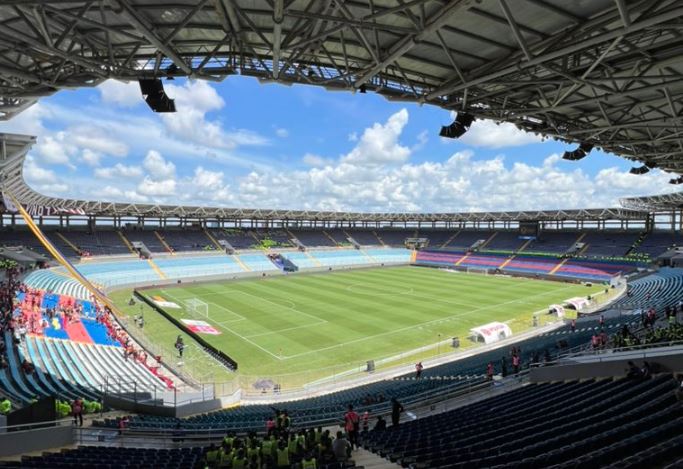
[629,166,650,175]
[562,142,593,161]
[439,112,475,139]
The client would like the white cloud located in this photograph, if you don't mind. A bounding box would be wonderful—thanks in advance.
[347,132,358,142]
[275,128,289,138]
[142,150,175,180]
[34,133,76,165]
[160,80,268,150]
[458,119,543,148]
[23,156,57,184]
[302,153,331,167]
[137,177,176,196]
[342,108,411,165]
[71,125,129,157]
[192,166,224,190]
[98,79,142,108]
[94,163,143,179]
[81,149,102,167]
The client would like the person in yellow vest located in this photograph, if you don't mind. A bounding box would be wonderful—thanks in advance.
[205,443,220,467]
[287,432,299,460]
[231,448,247,469]
[246,438,260,468]
[276,439,290,468]
[218,443,233,468]
[223,431,235,448]
[0,397,11,415]
[261,434,276,467]
[301,451,317,469]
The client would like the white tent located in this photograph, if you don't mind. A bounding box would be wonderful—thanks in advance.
[469,322,512,345]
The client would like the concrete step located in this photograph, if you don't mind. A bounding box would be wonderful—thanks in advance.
[351,447,401,469]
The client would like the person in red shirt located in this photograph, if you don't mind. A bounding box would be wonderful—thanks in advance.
[486,362,494,380]
[343,404,360,450]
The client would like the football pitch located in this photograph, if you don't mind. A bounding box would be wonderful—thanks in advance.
[112,266,602,383]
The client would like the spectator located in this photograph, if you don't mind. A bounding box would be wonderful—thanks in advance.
[331,431,350,462]
[675,374,683,403]
[415,361,423,379]
[0,396,10,415]
[512,353,520,374]
[374,415,387,431]
[626,361,642,379]
[570,319,576,332]
[71,397,84,426]
[391,397,404,427]
[486,362,494,380]
[500,356,508,377]
[343,404,359,450]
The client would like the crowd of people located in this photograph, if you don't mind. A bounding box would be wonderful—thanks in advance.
[198,403,396,469]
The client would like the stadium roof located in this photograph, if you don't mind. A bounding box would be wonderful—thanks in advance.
[1,1,683,172]
[0,132,650,222]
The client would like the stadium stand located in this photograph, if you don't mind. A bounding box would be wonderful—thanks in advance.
[156,229,216,253]
[526,231,581,254]
[413,249,641,282]
[582,231,639,257]
[636,232,683,258]
[288,229,338,248]
[484,230,527,251]
[362,374,683,468]
[96,314,638,432]
[448,230,495,249]
[123,229,168,253]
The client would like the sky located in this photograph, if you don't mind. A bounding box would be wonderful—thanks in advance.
[1,76,673,213]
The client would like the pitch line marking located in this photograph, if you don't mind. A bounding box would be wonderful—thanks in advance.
[280,283,579,360]
[159,289,284,361]
[244,320,328,339]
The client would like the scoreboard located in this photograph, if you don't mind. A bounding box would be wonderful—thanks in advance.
[519,221,539,239]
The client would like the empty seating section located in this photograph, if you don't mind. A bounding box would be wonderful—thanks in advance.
[67,260,158,288]
[582,231,638,257]
[363,375,683,468]
[419,230,455,247]
[23,270,91,300]
[0,229,48,255]
[609,268,683,311]
[154,256,244,278]
[0,446,204,468]
[375,230,409,246]
[289,229,337,247]
[485,231,526,251]
[99,314,634,432]
[238,253,279,271]
[208,228,256,249]
[528,231,580,253]
[364,248,410,264]
[346,229,382,245]
[63,230,130,256]
[637,231,683,257]
[448,230,493,249]
[2,228,679,260]
[123,230,167,252]
[156,230,214,252]
[414,250,639,281]
[554,258,636,281]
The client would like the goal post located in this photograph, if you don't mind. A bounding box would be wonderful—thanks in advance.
[184,298,209,319]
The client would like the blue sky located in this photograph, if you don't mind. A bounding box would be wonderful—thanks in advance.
[2,76,672,212]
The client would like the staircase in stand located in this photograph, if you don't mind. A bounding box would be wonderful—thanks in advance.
[203,229,223,251]
[625,230,649,256]
[372,230,387,247]
[322,230,339,246]
[549,258,569,275]
[154,231,174,255]
[118,231,136,255]
[441,230,461,248]
[54,232,81,255]
[354,447,401,469]
[479,231,498,249]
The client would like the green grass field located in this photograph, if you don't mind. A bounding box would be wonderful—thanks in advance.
[110,266,602,386]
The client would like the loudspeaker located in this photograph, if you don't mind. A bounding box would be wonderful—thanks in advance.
[138,79,176,113]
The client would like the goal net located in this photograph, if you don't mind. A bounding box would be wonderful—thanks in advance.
[465,266,492,276]
[184,298,209,318]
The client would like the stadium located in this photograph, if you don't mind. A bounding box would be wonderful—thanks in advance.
[0,1,682,468]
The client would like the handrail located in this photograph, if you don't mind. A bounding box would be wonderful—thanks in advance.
[536,339,683,368]
[0,417,74,433]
